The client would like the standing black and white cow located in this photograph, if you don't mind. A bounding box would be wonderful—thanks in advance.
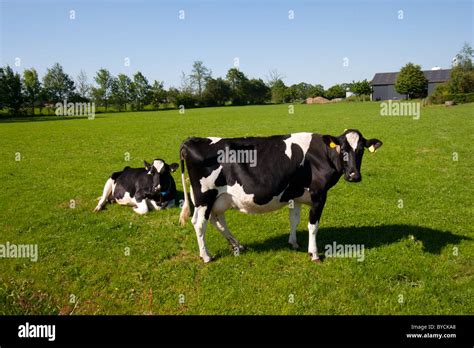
[179,130,382,263]
[94,159,179,214]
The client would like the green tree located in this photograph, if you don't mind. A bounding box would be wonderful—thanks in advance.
[167,87,196,109]
[325,84,346,99]
[190,61,211,98]
[285,82,324,101]
[294,82,313,100]
[350,79,372,96]
[0,67,4,110]
[271,79,288,104]
[246,79,270,104]
[449,68,474,94]
[395,63,428,99]
[23,68,41,115]
[111,74,133,111]
[308,84,325,98]
[42,63,75,103]
[92,68,113,110]
[150,80,167,109]
[226,68,249,105]
[285,85,299,102]
[168,72,198,109]
[449,43,474,94]
[0,66,23,115]
[132,71,151,110]
[202,77,231,106]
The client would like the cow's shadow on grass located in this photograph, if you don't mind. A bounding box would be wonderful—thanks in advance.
[245,225,470,255]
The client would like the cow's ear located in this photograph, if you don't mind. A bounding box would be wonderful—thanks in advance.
[144,160,151,170]
[169,163,179,172]
[322,135,341,152]
[322,135,340,147]
[364,139,383,153]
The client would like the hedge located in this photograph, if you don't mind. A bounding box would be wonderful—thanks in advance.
[428,92,474,105]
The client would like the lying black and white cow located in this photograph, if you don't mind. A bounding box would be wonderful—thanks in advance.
[94,159,179,214]
[179,130,382,263]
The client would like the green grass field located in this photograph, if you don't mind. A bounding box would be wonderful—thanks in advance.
[0,102,472,315]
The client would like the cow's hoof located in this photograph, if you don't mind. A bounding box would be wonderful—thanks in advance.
[232,245,246,256]
[201,255,213,263]
[308,253,321,263]
[289,242,300,249]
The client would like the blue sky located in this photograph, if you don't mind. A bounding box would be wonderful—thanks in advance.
[1,0,472,88]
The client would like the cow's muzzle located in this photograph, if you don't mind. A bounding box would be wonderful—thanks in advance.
[345,171,361,182]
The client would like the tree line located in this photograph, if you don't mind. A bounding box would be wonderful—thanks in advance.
[1,43,472,116]
[0,60,372,116]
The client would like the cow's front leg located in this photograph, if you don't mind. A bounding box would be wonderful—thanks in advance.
[308,191,327,263]
[149,200,163,211]
[133,198,149,215]
[288,203,301,249]
[192,206,212,263]
[151,198,176,210]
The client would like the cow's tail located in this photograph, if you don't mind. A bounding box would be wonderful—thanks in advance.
[179,143,191,226]
[94,177,114,212]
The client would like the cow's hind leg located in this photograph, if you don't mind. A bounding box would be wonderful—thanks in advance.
[288,203,301,249]
[192,206,212,263]
[210,213,245,254]
[94,178,114,212]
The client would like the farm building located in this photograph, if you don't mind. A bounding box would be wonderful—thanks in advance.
[371,68,451,100]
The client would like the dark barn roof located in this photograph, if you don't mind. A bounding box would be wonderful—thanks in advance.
[371,69,451,86]
[423,69,452,83]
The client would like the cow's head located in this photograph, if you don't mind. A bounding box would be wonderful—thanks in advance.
[323,129,382,183]
[144,159,179,193]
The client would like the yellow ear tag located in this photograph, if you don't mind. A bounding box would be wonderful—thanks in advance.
[368,145,376,153]
[329,142,337,149]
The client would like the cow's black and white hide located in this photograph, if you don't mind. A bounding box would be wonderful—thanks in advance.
[178,130,382,263]
[94,159,179,214]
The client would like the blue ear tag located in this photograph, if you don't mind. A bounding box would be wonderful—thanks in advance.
[160,191,169,196]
